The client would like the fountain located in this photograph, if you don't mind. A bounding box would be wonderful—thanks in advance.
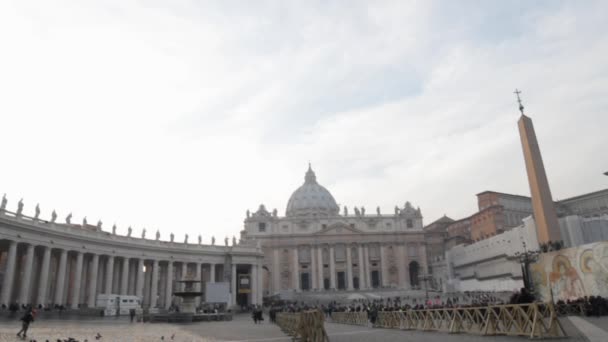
[173,279,203,314]
[145,278,232,322]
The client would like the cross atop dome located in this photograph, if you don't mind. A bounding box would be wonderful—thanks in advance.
[305,162,317,184]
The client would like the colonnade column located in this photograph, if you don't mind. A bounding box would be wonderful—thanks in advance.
[358,245,365,289]
[231,263,237,307]
[292,247,300,291]
[19,244,35,305]
[121,258,130,295]
[54,249,68,305]
[150,260,159,308]
[210,264,216,283]
[105,256,114,294]
[251,264,258,305]
[37,246,52,306]
[0,241,17,306]
[165,261,173,309]
[329,245,336,290]
[87,254,99,307]
[136,259,144,298]
[195,263,202,291]
[346,245,354,290]
[317,247,323,289]
[71,252,84,309]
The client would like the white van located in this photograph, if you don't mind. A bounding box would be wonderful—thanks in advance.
[96,294,142,316]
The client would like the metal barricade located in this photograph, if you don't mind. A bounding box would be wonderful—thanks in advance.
[369,303,565,339]
[330,312,368,326]
[276,310,330,342]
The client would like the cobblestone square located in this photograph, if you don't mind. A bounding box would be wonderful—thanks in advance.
[2,314,606,342]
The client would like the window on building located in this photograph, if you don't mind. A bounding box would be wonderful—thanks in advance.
[322,224,327,229]
[350,223,355,229]
[258,222,266,232]
[406,219,413,228]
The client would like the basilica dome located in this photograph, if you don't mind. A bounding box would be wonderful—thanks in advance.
[285,165,340,217]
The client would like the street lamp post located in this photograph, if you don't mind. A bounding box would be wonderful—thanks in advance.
[514,241,540,292]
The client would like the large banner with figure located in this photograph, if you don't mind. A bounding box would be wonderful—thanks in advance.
[530,241,608,301]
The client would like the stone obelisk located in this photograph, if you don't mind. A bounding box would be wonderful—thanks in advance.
[516,90,561,244]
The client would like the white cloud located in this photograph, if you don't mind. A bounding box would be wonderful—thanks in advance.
[0,1,606,241]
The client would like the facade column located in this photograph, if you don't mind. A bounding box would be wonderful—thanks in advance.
[136,259,145,298]
[292,247,300,291]
[358,245,365,289]
[310,246,317,290]
[164,261,173,309]
[380,245,389,287]
[37,246,52,306]
[54,249,68,305]
[150,260,159,308]
[251,264,258,305]
[19,244,35,305]
[210,263,216,283]
[272,249,280,292]
[346,245,354,290]
[231,263,237,307]
[398,245,407,288]
[71,252,84,309]
[1,241,17,306]
[105,256,114,294]
[181,263,187,288]
[121,258,130,295]
[87,254,99,307]
[317,246,323,289]
[364,245,370,288]
[257,261,263,304]
[329,245,336,290]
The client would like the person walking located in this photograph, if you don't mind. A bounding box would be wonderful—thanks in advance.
[16,308,35,340]
[129,308,136,322]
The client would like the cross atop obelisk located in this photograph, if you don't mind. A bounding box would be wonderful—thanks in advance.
[514,88,525,115]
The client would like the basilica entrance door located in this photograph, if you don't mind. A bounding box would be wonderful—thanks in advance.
[337,272,346,289]
[300,273,310,290]
[324,278,330,290]
[371,270,380,288]
[353,277,359,289]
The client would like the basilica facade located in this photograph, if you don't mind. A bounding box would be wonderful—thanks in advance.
[240,165,429,296]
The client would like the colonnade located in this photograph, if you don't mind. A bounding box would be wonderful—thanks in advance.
[0,240,262,309]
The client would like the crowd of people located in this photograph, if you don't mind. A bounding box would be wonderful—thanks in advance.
[557,296,608,317]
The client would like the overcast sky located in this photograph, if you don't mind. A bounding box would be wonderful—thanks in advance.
[0,1,606,242]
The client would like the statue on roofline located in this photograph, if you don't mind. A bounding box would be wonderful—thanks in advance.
[170,232,174,242]
[0,194,7,211]
[198,234,202,245]
[17,199,24,216]
[51,210,57,223]
[112,224,117,235]
[156,230,160,240]
[66,213,72,224]
[211,236,216,245]
[142,228,146,239]
[127,226,132,237]
[184,234,189,244]
[35,204,40,219]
